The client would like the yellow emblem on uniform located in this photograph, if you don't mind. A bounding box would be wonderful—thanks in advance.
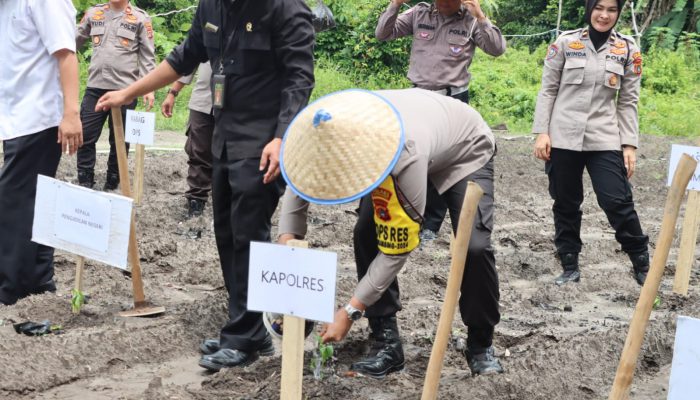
[608,75,618,87]
[126,15,137,22]
[93,36,101,45]
[568,41,585,50]
[614,41,626,49]
[92,15,104,21]
[371,176,421,255]
[121,38,129,47]
[94,10,103,15]
[246,22,253,32]
[610,48,626,55]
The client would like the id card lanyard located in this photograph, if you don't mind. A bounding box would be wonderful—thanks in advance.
[213,0,250,109]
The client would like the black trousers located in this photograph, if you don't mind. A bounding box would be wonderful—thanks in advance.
[77,87,137,176]
[354,159,500,349]
[423,89,470,232]
[185,109,214,202]
[0,128,62,305]
[212,147,286,350]
[546,149,649,255]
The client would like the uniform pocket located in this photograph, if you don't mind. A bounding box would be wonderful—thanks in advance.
[604,61,624,90]
[203,31,220,49]
[241,32,271,50]
[562,58,586,85]
[447,35,468,58]
[91,26,106,47]
[117,28,136,49]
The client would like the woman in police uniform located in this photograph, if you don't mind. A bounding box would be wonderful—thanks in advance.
[532,0,649,286]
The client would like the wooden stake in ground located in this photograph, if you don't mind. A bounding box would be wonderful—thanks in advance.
[421,181,484,400]
[608,154,697,400]
[111,108,165,317]
[280,239,309,400]
[72,256,86,314]
[673,190,700,296]
[133,144,146,205]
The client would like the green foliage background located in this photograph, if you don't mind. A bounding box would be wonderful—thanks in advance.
[72,0,700,136]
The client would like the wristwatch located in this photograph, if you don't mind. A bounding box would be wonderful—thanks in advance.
[344,303,363,321]
[167,88,180,97]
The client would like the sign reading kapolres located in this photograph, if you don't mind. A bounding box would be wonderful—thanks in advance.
[248,242,337,323]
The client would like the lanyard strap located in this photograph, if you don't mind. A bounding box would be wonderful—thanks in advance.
[218,0,250,74]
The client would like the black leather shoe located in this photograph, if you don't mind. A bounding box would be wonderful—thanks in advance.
[555,252,580,285]
[350,316,404,378]
[199,348,259,371]
[463,346,504,376]
[200,335,275,357]
[103,172,119,191]
[77,170,95,189]
[187,199,205,218]
[629,251,650,286]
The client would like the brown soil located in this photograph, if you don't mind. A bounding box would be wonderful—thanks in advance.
[1,133,699,400]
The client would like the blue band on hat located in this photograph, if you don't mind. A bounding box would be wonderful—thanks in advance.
[280,89,405,206]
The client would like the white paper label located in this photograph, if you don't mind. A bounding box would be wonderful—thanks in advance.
[124,109,155,145]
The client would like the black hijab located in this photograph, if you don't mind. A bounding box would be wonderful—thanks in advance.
[585,0,625,50]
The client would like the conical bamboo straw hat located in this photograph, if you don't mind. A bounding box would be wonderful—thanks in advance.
[281,89,404,205]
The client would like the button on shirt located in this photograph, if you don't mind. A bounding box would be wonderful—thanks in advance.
[166,0,315,160]
[375,2,506,90]
[178,62,214,115]
[532,28,642,151]
[0,0,77,140]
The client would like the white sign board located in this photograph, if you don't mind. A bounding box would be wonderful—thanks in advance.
[32,175,133,269]
[668,316,700,400]
[248,242,337,323]
[125,109,155,145]
[667,145,700,191]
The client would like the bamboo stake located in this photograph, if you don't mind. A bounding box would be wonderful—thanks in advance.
[133,144,145,205]
[673,190,700,296]
[608,154,697,400]
[422,182,484,400]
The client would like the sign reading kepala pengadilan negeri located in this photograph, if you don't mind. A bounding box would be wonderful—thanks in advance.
[248,242,337,323]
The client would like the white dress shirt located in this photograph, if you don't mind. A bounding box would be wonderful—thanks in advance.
[0,0,77,140]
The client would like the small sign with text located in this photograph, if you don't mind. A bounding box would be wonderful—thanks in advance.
[125,109,155,145]
[248,242,337,323]
[668,145,700,191]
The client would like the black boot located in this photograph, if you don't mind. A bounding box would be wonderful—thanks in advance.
[555,252,580,285]
[77,170,95,189]
[350,316,404,378]
[629,251,649,286]
[187,198,206,218]
[103,172,119,191]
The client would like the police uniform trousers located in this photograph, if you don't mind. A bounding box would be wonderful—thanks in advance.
[185,109,214,202]
[546,148,649,255]
[212,142,286,350]
[77,88,137,177]
[0,128,62,305]
[354,158,500,349]
[423,89,470,233]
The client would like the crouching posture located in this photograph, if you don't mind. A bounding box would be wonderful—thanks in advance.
[278,88,503,377]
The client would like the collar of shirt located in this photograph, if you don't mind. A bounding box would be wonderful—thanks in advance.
[429,3,465,19]
[580,28,620,50]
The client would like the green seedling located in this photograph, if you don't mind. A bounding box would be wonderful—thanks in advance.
[71,289,85,314]
[653,296,662,310]
[310,334,334,380]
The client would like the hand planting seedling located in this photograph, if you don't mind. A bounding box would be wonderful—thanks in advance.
[310,333,334,380]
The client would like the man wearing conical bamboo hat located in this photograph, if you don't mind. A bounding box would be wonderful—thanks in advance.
[278,88,503,377]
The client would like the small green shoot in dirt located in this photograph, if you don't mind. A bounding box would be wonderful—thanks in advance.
[71,289,85,314]
[310,334,334,380]
[653,296,662,310]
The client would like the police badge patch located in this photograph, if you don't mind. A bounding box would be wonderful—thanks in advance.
[546,44,559,60]
[450,46,463,56]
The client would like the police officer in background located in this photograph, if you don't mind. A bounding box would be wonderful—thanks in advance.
[161,62,214,218]
[376,0,506,240]
[94,0,315,371]
[532,0,650,286]
[76,0,156,190]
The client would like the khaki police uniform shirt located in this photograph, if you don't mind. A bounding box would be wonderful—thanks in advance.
[375,2,506,90]
[532,28,643,151]
[278,88,495,307]
[178,61,213,115]
[77,2,156,90]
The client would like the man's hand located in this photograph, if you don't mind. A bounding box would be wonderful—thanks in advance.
[463,0,486,20]
[320,308,353,344]
[533,133,551,161]
[623,146,637,179]
[161,92,176,118]
[260,138,282,184]
[58,110,83,156]
[95,89,133,112]
[143,92,155,112]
